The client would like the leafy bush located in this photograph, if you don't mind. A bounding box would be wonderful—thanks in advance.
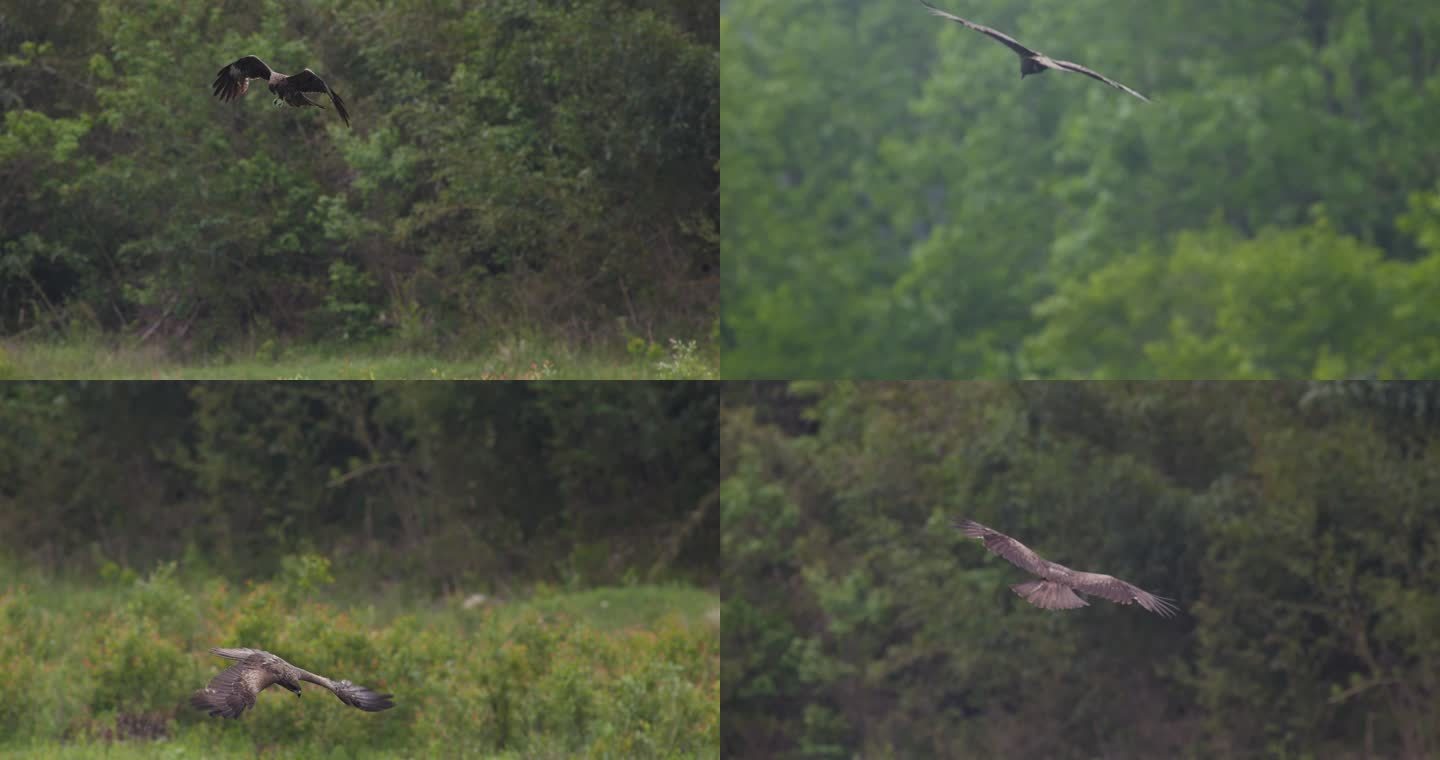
[89,623,188,715]
[0,588,49,740]
[276,553,335,606]
[123,561,194,639]
[320,262,384,344]
[0,568,719,757]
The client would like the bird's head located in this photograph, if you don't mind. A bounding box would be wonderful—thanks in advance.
[282,681,302,697]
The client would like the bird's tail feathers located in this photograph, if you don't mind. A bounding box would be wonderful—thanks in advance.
[1011,579,1088,610]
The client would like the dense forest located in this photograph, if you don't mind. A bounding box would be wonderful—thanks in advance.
[722,382,1440,758]
[722,0,1440,378]
[0,381,719,587]
[1,0,717,374]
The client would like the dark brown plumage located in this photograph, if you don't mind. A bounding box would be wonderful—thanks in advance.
[212,56,351,126]
[919,1,1150,102]
[955,519,1179,617]
[191,647,394,719]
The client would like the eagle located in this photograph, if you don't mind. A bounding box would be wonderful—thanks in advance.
[190,647,395,718]
[919,1,1150,102]
[212,56,351,127]
[955,519,1178,617]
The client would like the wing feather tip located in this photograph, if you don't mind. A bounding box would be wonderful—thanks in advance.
[952,518,986,537]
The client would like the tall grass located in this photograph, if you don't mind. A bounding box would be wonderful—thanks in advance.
[0,333,719,380]
[0,558,718,758]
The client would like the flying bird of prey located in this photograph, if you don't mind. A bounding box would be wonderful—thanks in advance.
[919,1,1150,102]
[955,519,1178,617]
[191,647,395,718]
[212,56,351,127]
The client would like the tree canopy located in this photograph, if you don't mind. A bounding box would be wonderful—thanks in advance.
[722,0,1440,378]
[1,0,717,355]
[722,381,1440,757]
[0,380,719,588]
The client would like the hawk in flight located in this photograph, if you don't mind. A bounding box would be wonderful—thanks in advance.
[191,647,395,718]
[919,1,1150,102]
[955,519,1179,617]
[212,56,351,126]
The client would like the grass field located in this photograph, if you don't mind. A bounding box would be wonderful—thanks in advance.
[0,559,719,758]
[0,334,718,380]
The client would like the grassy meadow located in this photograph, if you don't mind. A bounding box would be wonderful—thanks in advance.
[0,335,718,380]
[0,558,719,758]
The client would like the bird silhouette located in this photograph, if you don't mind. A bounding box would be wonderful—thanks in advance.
[920,1,1149,102]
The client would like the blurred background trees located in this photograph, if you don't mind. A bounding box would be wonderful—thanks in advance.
[722,0,1440,377]
[0,0,717,354]
[0,381,719,588]
[722,381,1440,758]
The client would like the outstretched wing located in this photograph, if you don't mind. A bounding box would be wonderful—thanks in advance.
[285,69,351,127]
[190,654,279,719]
[1070,571,1179,617]
[212,55,272,102]
[1050,58,1150,102]
[954,518,1053,578]
[207,646,267,661]
[298,670,395,712]
[919,1,1038,59]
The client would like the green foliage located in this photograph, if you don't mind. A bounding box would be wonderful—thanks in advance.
[124,562,197,640]
[1185,422,1440,757]
[89,623,188,715]
[0,334,717,378]
[0,0,716,365]
[87,569,194,719]
[0,345,16,380]
[0,570,719,757]
[722,382,1440,757]
[0,588,50,741]
[1026,221,1402,378]
[722,0,1440,378]
[518,587,717,633]
[320,261,383,343]
[0,382,718,586]
[276,553,335,606]
[652,338,719,380]
[630,337,668,363]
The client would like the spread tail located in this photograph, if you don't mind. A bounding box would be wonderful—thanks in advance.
[1011,579,1088,610]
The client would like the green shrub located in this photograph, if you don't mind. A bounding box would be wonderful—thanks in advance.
[124,561,194,639]
[0,567,717,756]
[0,588,44,740]
[90,623,187,714]
[276,553,335,606]
[321,261,384,343]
